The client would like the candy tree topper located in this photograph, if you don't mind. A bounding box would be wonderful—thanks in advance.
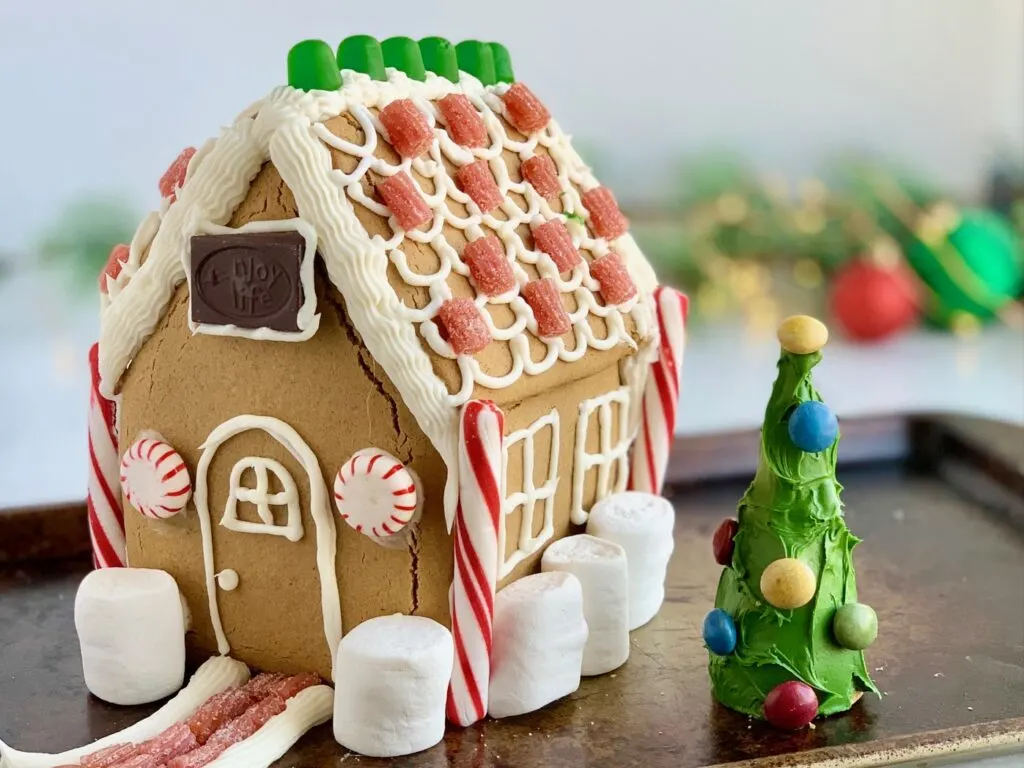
[704,315,878,728]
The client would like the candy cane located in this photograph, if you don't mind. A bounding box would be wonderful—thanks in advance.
[87,343,126,568]
[629,287,688,496]
[447,400,504,727]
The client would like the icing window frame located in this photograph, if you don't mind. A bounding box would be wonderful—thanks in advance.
[187,218,321,341]
[221,456,304,542]
[570,387,631,525]
[499,409,560,579]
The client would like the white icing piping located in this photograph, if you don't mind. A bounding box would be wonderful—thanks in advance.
[188,218,321,341]
[499,409,559,579]
[193,415,342,679]
[97,69,660,531]
[0,657,249,768]
[205,685,334,768]
[570,387,632,525]
[221,456,303,541]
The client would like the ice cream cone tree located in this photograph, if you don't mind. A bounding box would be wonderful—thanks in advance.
[703,315,878,729]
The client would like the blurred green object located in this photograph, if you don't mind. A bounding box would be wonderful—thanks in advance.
[905,209,1023,325]
[37,195,138,295]
[288,39,342,91]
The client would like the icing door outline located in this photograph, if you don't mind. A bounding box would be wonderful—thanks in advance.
[222,456,303,541]
[193,415,342,677]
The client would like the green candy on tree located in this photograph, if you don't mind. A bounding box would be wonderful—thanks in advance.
[708,324,878,719]
[833,603,878,650]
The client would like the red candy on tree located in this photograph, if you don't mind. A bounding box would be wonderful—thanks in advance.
[438,298,492,355]
[438,93,488,148]
[379,99,434,159]
[521,154,560,200]
[99,243,130,292]
[712,518,739,566]
[589,253,637,304]
[763,680,819,730]
[456,159,503,213]
[159,147,197,201]
[830,258,920,342]
[502,82,551,134]
[378,171,432,231]
[533,219,581,273]
[463,235,516,295]
[523,278,571,338]
[582,187,629,240]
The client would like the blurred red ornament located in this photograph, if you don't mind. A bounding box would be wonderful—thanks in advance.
[763,680,819,730]
[829,258,920,342]
[712,518,738,566]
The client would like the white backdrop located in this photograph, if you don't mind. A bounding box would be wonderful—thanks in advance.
[0,0,1022,253]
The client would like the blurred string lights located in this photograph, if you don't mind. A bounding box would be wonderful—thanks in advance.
[632,156,1023,342]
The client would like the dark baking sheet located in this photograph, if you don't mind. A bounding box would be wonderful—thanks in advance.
[1,415,1022,767]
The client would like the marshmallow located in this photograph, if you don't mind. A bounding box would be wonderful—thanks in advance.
[541,534,629,676]
[333,615,453,757]
[74,567,186,705]
[489,572,588,718]
[587,491,675,629]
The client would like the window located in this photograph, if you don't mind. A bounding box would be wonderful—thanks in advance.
[221,456,303,542]
[499,409,560,579]
[571,387,631,524]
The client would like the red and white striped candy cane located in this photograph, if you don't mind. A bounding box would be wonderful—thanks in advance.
[629,287,689,496]
[447,399,504,727]
[87,343,126,568]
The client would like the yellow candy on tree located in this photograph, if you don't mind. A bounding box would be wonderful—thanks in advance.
[760,557,817,609]
[777,315,829,355]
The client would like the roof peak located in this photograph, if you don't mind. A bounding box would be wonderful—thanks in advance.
[288,37,516,92]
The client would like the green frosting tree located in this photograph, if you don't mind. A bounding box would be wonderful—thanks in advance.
[704,316,878,726]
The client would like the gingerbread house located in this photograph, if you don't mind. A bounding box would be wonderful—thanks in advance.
[86,36,684,699]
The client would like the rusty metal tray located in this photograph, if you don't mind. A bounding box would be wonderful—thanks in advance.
[1,414,1022,767]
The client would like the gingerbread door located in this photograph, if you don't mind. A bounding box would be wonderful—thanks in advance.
[193,414,342,678]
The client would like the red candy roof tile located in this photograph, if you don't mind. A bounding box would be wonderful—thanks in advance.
[521,155,560,200]
[159,147,197,202]
[503,83,550,134]
[455,159,503,213]
[438,93,488,148]
[378,171,432,231]
[590,253,637,305]
[582,187,629,240]
[523,278,571,338]
[438,298,492,355]
[463,235,516,296]
[379,99,434,159]
[532,219,581,274]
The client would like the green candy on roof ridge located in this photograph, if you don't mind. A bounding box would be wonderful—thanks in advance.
[287,36,516,90]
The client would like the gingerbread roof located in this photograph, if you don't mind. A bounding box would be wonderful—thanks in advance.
[97,37,660,528]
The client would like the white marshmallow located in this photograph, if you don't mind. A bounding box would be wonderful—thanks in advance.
[587,491,675,629]
[333,614,453,757]
[74,568,186,705]
[488,572,588,718]
[541,534,629,676]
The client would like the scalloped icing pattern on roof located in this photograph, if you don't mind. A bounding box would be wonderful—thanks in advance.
[97,68,659,530]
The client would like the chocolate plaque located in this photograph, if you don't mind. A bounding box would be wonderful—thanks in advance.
[190,232,305,332]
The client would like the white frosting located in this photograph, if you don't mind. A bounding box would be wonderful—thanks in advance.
[499,408,559,579]
[0,657,249,768]
[97,69,659,531]
[193,415,342,679]
[205,685,334,768]
[216,568,240,591]
[570,386,632,525]
[188,217,321,341]
[221,456,303,541]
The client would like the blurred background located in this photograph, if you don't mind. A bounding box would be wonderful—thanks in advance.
[0,0,1021,507]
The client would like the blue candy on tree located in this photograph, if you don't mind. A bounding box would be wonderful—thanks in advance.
[788,401,838,453]
[703,608,737,655]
